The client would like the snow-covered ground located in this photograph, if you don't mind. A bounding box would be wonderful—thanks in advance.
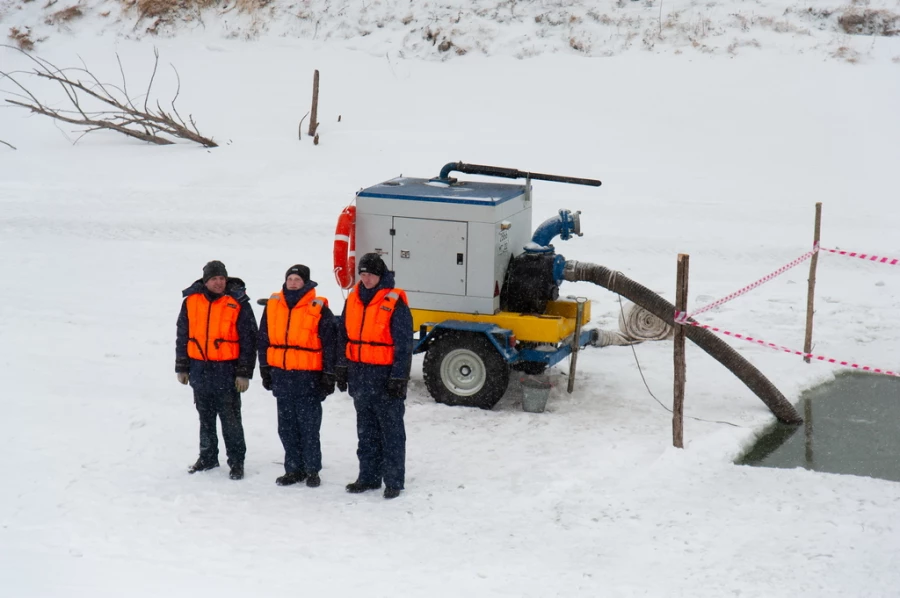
[2,2,900,596]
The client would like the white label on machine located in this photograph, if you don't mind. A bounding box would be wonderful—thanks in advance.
[498,229,510,255]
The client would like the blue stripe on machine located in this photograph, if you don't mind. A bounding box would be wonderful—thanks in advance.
[357,191,520,206]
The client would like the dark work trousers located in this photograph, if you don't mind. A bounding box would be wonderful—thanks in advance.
[353,395,406,490]
[194,386,246,467]
[276,392,323,475]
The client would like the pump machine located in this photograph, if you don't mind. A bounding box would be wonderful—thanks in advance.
[333,162,602,409]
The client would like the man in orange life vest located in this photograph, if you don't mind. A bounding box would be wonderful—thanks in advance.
[258,264,337,488]
[176,260,258,480]
[336,253,413,500]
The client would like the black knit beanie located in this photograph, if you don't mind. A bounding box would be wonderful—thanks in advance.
[357,253,386,276]
[285,264,311,283]
[202,260,228,283]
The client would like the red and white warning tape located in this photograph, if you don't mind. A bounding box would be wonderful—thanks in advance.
[821,246,900,266]
[674,248,816,324]
[683,320,900,377]
[669,241,900,376]
[674,243,900,324]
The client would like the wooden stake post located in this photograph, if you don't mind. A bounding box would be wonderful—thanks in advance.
[308,70,320,138]
[803,203,822,363]
[673,254,689,449]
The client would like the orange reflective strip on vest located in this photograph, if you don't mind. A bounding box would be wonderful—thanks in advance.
[344,287,407,366]
[186,293,241,361]
[266,289,327,371]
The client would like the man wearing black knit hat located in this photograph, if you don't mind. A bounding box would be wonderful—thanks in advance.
[258,264,337,488]
[176,260,258,480]
[336,253,413,499]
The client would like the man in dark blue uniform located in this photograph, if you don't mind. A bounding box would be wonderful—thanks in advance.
[176,260,258,480]
[258,264,337,488]
[336,253,413,499]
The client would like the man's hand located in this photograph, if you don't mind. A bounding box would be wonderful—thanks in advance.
[386,378,408,399]
[235,377,250,393]
[177,372,190,385]
[335,366,348,393]
[320,373,336,398]
[260,367,273,391]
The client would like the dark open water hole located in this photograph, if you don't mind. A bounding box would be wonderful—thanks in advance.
[737,372,900,483]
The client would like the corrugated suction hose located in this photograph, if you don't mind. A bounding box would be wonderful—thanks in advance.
[565,260,802,425]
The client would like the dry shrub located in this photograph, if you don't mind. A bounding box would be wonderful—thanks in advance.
[45,5,84,24]
[136,0,181,19]
[839,9,900,36]
[833,45,861,63]
[569,36,588,52]
[806,7,835,20]
[728,38,762,54]
[134,0,216,20]
[235,0,272,11]
[8,26,35,50]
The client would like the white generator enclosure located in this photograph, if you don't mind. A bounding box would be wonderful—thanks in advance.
[355,177,534,314]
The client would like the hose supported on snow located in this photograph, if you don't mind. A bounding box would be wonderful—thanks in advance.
[565,260,803,425]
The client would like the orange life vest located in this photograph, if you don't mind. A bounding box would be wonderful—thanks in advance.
[344,286,408,366]
[266,289,327,371]
[185,293,242,361]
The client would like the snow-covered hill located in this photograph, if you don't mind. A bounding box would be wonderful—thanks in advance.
[3,0,900,61]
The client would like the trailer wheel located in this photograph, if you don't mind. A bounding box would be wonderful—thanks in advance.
[423,332,510,410]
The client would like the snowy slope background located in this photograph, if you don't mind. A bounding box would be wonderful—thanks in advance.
[2,1,900,597]
[3,0,900,60]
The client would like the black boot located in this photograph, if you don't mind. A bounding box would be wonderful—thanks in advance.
[346,480,381,494]
[306,472,321,488]
[276,471,307,486]
[229,462,244,480]
[384,487,402,500]
[188,458,219,474]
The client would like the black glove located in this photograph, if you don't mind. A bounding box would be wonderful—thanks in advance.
[386,378,408,399]
[335,366,348,392]
[320,373,336,398]
[260,367,273,392]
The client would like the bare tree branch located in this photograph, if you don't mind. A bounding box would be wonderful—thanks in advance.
[144,48,160,114]
[298,111,309,140]
[0,44,217,147]
[115,53,140,114]
[0,139,16,150]
[5,98,174,144]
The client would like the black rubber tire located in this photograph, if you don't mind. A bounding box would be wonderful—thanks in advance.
[423,332,511,409]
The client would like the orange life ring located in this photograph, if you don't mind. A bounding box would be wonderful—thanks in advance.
[333,205,356,289]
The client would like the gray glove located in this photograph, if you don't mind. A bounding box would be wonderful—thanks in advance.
[235,377,250,393]
[177,372,190,385]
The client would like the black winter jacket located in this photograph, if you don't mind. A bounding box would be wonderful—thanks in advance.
[175,278,259,388]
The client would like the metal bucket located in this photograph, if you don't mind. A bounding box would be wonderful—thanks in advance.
[520,375,552,413]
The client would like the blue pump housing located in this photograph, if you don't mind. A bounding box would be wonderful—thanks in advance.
[523,209,581,285]
[530,209,582,248]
